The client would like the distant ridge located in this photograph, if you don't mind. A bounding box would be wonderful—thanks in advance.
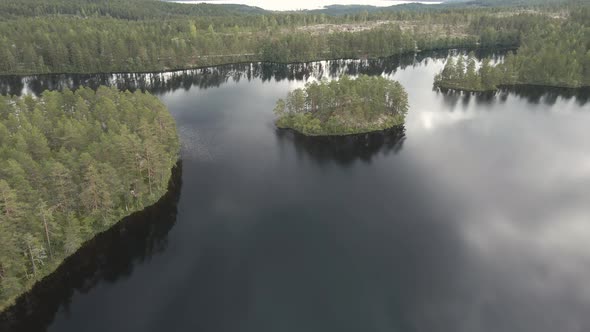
[161,0,580,15]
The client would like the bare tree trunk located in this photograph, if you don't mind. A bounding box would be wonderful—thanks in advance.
[145,147,153,195]
[42,213,53,260]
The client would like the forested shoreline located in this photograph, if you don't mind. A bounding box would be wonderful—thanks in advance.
[0,0,587,76]
[435,21,590,91]
[0,87,180,311]
[274,75,408,136]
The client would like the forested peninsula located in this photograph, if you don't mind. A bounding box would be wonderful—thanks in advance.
[435,22,590,91]
[274,75,408,136]
[0,87,180,311]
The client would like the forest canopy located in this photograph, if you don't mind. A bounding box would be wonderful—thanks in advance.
[0,87,179,310]
[3,0,588,75]
[274,75,409,136]
[435,21,590,91]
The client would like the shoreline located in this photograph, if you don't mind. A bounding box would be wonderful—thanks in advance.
[276,124,405,138]
[435,82,590,94]
[0,161,182,314]
[0,46,501,78]
[3,47,582,93]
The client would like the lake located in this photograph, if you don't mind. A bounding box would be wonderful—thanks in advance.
[1,51,590,332]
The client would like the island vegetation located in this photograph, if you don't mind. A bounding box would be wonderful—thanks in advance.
[434,52,501,92]
[0,87,180,311]
[274,75,409,136]
[435,22,590,91]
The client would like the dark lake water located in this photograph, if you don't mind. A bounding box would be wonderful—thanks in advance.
[1,51,590,332]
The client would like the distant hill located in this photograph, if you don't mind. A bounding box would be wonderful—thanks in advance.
[445,0,584,6]
[297,0,578,15]
[0,0,268,20]
[156,0,578,17]
[159,1,267,14]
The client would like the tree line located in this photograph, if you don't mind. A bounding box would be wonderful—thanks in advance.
[0,16,478,75]
[1,0,585,75]
[435,21,590,91]
[434,52,502,91]
[0,87,180,310]
[274,75,409,135]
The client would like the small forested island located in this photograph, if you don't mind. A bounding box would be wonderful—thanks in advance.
[435,24,590,92]
[274,75,409,136]
[0,87,179,311]
[434,52,499,92]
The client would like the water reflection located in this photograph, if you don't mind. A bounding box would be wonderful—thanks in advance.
[0,57,412,96]
[2,50,586,107]
[0,163,182,332]
[276,127,405,165]
[434,85,590,108]
[0,50,498,96]
[500,85,590,106]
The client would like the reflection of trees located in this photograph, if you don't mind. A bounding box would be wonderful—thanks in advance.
[435,87,460,111]
[433,48,589,107]
[0,75,24,96]
[0,51,429,96]
[276,127,405,166]
[0,162,183,332]
[499,85,590,107]
[435,85,589,107]
[3,50,587,106]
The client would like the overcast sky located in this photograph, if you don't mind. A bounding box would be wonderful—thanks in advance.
[173,0,442,11]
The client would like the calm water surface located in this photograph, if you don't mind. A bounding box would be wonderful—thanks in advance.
[1,52,590,332]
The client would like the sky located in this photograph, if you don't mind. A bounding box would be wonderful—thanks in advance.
[172,0,442,11]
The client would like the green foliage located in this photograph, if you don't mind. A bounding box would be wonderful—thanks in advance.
[4,0,577,74]
[0,86,179,310]
[435,52,492,91]
[0,0,588,75]
[0,0,267,20]
[0,14,481,75]
[276,75,408,136]
[512,22,589,87]
[435,20,590,91]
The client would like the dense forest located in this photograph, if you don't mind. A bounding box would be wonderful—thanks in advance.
[274,75,408,135]
[0,87,180,310]
[0,0,587,75]
[435,21,590,90]
[434,51,502,91]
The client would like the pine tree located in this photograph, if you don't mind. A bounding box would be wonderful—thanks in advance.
[0,180,21,222]
[456,56,466,81]
[0,87,179,308]
[46,161,75,212]
[480,58,498,90]
[37,200,56,260]
[466,52,481,90]
[62,215,82,255]
[441,57,456,81]
[22,233,47,278]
